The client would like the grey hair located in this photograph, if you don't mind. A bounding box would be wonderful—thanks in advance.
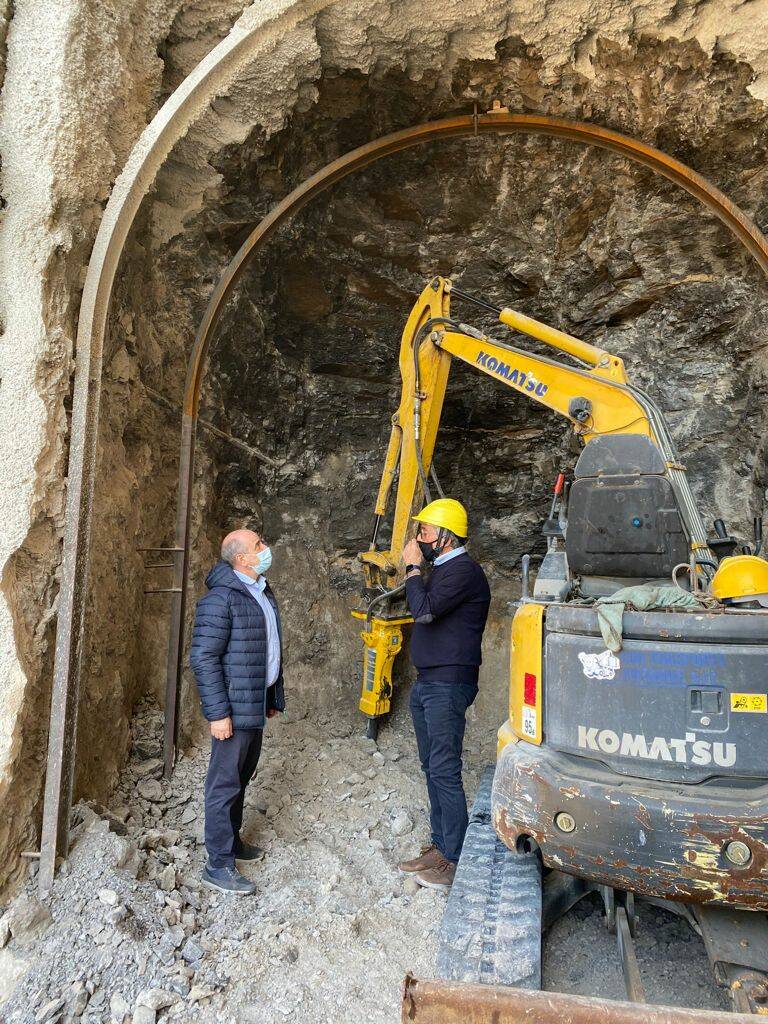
[441,528,467,549]
[221,535,249,566]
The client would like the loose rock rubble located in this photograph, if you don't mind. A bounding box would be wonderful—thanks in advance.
[0,701,475,1023]
[0,699,722,1021]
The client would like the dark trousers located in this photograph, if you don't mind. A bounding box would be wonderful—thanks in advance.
[409,680,478,864]
[204,728,263,869]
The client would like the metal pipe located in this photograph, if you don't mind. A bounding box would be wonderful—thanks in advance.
[366,582,407,624]
[369,514,383,551]
[499,306,609,369]
[411,317,459,504]
[144,383,278,466]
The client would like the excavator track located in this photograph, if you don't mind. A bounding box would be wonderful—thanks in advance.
[435,767,541,988]
[413,765,768,1024]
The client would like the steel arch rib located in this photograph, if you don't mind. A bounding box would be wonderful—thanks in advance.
[39,0,340,896]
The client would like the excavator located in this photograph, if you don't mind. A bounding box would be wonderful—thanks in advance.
[353,276,768,1022]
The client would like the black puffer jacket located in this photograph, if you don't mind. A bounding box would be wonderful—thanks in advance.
[189,561,285,729]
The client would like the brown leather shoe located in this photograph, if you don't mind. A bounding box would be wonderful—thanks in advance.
[398,844,442,873]
[416,854,456,891]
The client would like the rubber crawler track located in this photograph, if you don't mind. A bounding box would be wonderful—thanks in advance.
[435,766,542,988]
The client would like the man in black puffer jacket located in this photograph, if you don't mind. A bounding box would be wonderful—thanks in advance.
[190,527,285,895]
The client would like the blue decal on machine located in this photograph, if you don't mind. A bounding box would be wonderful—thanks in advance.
[580,648,727,688]
[476,351,548,397]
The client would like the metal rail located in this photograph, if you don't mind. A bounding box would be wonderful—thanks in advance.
[615,906,646,1005]
[42,103,768,891]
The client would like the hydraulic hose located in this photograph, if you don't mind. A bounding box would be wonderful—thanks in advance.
[449,286,503,317]
[626,382,715,571]
[366,581,407,625]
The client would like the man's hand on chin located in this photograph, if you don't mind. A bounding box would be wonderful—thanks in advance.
[402,539,422,567]
[210,716,233,740]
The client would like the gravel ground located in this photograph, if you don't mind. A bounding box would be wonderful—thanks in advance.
[0,699,725,1022]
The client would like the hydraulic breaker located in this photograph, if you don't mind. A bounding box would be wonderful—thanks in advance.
[351,612,411,719]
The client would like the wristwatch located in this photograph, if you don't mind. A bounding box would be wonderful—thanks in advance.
[405,563,420,573]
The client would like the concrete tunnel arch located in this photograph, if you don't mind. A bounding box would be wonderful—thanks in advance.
[39,0,768,894]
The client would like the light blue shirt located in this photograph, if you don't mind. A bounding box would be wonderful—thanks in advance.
[434,545,466,567]
[234,571,281,687]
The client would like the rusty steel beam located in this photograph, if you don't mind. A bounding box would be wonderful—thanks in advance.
[615,907,646,1004]
[164,110,768,770]
[400,975,756,1024]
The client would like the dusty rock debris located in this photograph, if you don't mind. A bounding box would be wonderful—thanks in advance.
[0,700,724,1022]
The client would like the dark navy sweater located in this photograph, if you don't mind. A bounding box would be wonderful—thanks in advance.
[405,552,491,685]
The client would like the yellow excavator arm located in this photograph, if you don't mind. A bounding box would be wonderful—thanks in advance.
[359,276,660,585]
[354,276,706,732]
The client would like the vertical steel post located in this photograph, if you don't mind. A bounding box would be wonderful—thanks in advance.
[163,414,196,777]
[38,325,103,894]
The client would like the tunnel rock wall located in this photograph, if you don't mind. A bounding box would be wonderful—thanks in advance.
[0,0,252,895]
[145,35,768,749]
[0,0,768,894]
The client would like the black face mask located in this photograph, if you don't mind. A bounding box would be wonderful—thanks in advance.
[418,539,438,563]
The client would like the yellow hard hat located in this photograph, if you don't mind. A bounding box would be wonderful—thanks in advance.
[711,555,768,602]
[413,498,468,538]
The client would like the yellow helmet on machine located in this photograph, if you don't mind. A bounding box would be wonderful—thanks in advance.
[711,555,768,606]
[413,498,468,538]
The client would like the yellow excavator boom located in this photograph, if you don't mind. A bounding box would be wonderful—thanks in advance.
[435,329,652,441]
[354,275,703,728]
[359,275,657,588]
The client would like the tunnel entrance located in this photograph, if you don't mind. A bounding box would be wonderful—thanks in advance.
[164,100,768,774]
[41,46,768,900]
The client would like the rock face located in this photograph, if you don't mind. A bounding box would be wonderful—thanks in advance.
[1,0,768,896]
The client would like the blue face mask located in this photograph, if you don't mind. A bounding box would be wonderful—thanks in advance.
[253,546,272,575]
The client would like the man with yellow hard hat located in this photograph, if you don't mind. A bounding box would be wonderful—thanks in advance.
[398,497,491,891]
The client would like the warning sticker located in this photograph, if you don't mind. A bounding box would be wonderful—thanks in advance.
[730,693,768,714]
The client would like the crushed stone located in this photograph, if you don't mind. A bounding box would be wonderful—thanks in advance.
[0,699,723,1021]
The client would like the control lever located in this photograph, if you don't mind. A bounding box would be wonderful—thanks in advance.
[521,554,531,603]
[754,517,763,557]
[543,472,566,539]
